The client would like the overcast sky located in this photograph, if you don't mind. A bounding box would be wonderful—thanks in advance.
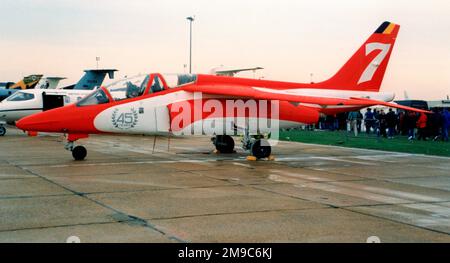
[0,0,449,99]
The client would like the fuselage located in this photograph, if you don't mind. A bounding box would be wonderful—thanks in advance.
[15,73,396,136]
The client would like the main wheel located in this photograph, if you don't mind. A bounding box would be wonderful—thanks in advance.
[214,135,235,153]
[251,139,271,159]
[0,126,5,136]
[72,146,87,161]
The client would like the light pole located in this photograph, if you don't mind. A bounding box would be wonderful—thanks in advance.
[96,57,100,69]
[186,16,195,74]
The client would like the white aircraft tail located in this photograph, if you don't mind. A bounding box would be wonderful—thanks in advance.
[36,77,67,89]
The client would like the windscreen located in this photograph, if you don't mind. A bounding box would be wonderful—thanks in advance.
[77,89,110,106]
[6,91,35,101]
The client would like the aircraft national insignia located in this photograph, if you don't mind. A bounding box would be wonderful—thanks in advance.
[111,108,138,130]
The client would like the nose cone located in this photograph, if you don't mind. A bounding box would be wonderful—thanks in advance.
[16,104,98,134]
[16,111,61,132]
[14,118,26,130]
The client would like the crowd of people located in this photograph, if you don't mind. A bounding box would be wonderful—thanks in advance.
[317,108,450,141]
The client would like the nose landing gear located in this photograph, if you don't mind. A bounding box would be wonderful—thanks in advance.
[64,140,87,161]
[64,134,89,161]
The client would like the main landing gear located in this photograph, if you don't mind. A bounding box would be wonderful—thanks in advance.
[64,134,89,161]
[212,135,235,153]
[212,132,272,159]
[0,125,5,136]
[249,138,272,159]
[241,134,272,159]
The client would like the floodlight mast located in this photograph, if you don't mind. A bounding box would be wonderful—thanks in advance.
[186,16,195,74]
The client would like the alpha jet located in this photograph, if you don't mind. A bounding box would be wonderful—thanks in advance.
[17,22,428,160]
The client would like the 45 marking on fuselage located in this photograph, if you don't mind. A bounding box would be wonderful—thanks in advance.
[111,108,139,130]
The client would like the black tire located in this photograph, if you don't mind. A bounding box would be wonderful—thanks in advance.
[72,146,87,161]
[0,126,5,136]
[251,139,271,159]
[214,135,235,153]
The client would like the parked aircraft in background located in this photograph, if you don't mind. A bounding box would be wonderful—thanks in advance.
[0,82,15,90]
[35,77,67,90]
[61,69,116,90]
[8,74,44,90]
[17,22,428,160]
[0,69,117,136]
[0,74,43,101]
[0,82,15,101]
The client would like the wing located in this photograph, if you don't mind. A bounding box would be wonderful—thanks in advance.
[181,84,430,113]
[348,97,430,113]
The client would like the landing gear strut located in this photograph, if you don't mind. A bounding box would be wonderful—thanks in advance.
[0,125,5,136]
[64,134,89,161]
[211,125,272,159]
[212,135,235,153]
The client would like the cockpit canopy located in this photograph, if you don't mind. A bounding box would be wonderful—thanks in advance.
[105,73,197,101]
[77,73,197,106]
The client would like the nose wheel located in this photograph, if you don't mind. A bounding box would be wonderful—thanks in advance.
[72,146,87,161]
[65,141,87,161]
[0,126,5,136]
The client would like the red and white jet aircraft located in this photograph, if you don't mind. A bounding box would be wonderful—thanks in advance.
[17,21,427,160]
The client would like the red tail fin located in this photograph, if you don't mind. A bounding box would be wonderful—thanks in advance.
[321,21,400,92]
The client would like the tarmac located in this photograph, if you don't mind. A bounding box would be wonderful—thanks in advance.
[0,124,449,242]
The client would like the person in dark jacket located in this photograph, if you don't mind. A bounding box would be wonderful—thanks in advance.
[404,111,418,140]
[386,108,397,138]
[398,111,406,135]
[428,109,441,141]
[378,110,387,138]
[443,109,450,142]
[364,108,375,134]
[357,111,363,133]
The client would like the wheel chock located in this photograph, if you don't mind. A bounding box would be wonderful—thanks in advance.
[27,131,38,137]
[246,156,257,161]
[267,155,275,161]
[213,149,220,154]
